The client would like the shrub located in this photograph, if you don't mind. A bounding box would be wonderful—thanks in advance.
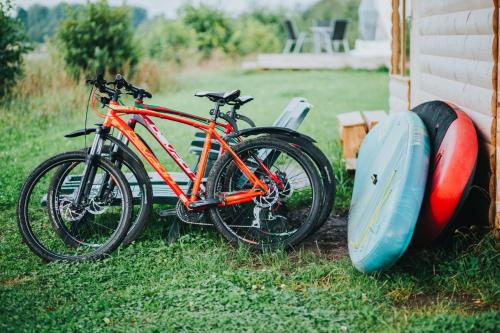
[182,4,234,56]
[0,0,32,99]
[57,0,138,78]
[231,17,282,55]
[140,18,198,65]
[244,8,287,42]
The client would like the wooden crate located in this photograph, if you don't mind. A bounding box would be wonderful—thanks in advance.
[337,110,388,170]
[337,111,367,170]
[362,110,387,129]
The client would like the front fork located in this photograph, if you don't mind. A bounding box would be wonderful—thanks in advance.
[95,119,135,199]
[73,127,108,205]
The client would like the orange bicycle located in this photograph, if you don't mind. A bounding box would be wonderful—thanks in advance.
[17,74,322,261]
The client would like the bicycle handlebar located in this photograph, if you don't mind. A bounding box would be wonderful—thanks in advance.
[115,74,152,99]
[87,72,153,101]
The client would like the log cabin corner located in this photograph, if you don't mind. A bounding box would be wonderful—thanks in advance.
[389,0,499,238]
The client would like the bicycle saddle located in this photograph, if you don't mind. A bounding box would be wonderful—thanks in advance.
[235,95,254,106]
[195,90,240,103]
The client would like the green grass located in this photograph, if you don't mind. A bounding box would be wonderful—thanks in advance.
[1,68,499,332]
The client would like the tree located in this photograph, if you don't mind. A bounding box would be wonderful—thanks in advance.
[0,0,32,99]
[57,0,138,78]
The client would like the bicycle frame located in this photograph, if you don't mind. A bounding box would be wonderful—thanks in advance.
[125,100,231,186]
[99,101,269,209]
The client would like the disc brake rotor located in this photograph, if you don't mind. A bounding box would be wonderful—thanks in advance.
[253,182,279,208]
[59,198,86,222]
[85,198,110,215]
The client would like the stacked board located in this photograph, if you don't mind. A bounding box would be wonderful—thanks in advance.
[348,101,478,273]
[411,101,478,246]
[348,112,430,273]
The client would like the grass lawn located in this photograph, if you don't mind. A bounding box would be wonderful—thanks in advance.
[0,68,499,332]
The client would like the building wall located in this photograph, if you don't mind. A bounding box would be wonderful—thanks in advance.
[408,0,498,227]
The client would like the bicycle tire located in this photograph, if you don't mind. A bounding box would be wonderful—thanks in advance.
[17,151,133,262]
[49,142,152,246]
[269,135,335,233]
[207,136,322,250]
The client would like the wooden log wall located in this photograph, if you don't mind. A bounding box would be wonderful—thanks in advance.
[389,75,410,112]
[408,0,498,229]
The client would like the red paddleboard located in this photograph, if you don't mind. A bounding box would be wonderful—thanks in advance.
[412,101,478,246]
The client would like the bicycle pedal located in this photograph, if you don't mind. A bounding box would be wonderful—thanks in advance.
[188,198,221,210]
[159,208,177,218]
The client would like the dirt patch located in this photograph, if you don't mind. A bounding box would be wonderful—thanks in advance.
[1,275,32,287]
[391,291,500,312]
[303,215,348,259]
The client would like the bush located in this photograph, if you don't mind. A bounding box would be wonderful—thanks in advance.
[231,17,282,55]
[57,0,138,78]
[182,4,235,56]
[0,0,32,99]
[140,18,198,65]
[244,8,287,42]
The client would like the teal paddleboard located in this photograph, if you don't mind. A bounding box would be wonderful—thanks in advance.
[348,112,430,273]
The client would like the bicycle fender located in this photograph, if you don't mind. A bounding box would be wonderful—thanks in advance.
[64,128,97,138]
[226,126,316,143]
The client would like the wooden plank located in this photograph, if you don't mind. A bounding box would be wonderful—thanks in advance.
[419,55,493,89]
[420,35,494,62]
[389,75,411,112]
[256,53,347,69]
[419,72,494,117]
[391,0,401,74]
[389,75,410,99]
[253,53,389,70]
[337,111,365,127]
[389,96,409,113]
[421,0,491,17]
[419,8,494,36]
[362,110,387,129]
[409,0,421,108]
[401,0,407,75]
[337,111,367,170]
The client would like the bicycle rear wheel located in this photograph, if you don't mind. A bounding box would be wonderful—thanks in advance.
[207,137,322,250]
[269,135,336,234]
[17,151,132,262]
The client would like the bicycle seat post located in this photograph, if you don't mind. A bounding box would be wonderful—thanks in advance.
[211,100,224,121]
[228,102,240,119]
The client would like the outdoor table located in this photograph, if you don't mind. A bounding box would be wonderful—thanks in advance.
[311,26,333,53]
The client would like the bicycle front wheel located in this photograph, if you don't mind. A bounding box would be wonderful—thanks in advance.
[207,137,322,250]
[51,143,152,246]
[17,151,132,262]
